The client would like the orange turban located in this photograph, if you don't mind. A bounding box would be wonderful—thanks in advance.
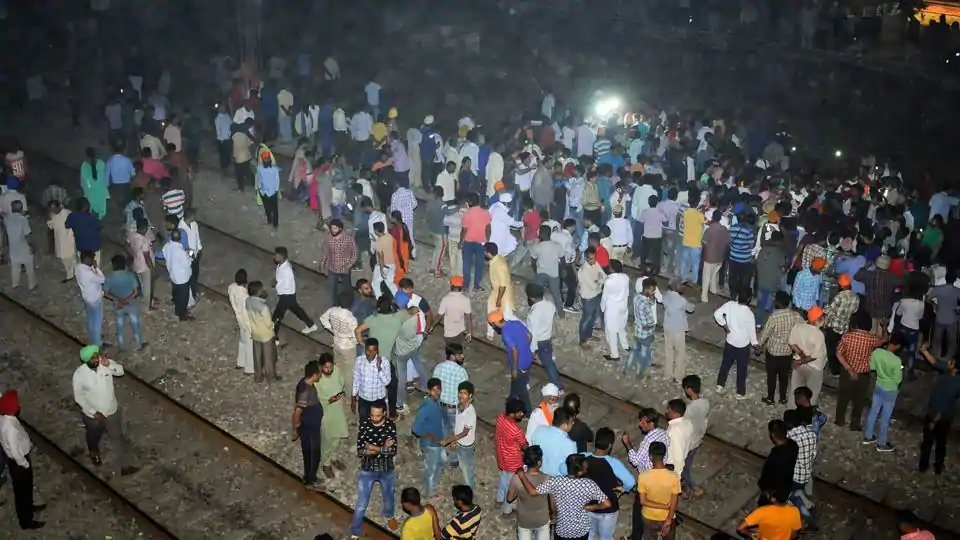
[807,306,824,322]
[494,181,506,192]
[487,310,505,324]
[767,211,780,223]
[810,258,827,271]
[837,274,852,288]
[450,275,464,288]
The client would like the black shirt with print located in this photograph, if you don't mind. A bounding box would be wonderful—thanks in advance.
[356,418,398,472]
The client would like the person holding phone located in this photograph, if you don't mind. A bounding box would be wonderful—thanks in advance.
[313,353,349,479]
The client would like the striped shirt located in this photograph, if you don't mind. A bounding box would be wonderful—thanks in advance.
[319,307,358,349]
[161,189,186,218]
[440,505,482,539]
[627,428,671,472]
[728,225,756,263]
[593,138,611,157]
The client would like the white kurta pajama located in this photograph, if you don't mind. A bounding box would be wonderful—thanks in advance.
[489,202,521,257]
[228,283,254,373]
[601,273,631,359]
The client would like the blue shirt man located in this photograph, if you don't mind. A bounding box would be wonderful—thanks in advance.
[257,164,280,197]
[106,153,135,185]
[65,210,101,252]
[412,390,445,449]
[531,424,577,476]
[500,319,533,371]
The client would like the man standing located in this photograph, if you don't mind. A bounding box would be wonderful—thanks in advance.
[495,398,528,515]
[714,292,758,399]
[835,312,887,429]
[622,408,671,540]
[274,246,318,339]
[662,280,695,382]
[435,276,474,345]
[488,311,533,414]
[700,210,729,303]
[607,208,633,263]
[350,338,392,422]
[319,219,357,307]
[460,194,491,292]
[863,335,904,452]
[413,378,446,498]
[47,200,75,282]
[784,409,817,527]
[822,273,860,375]
[788,307,828,407]
[792,258,825,311]
[530,225,565,318]
[681,376,710,497]
[679,201,705,286]
[0,390,45,530]
[72,345,139,475]
[258,152,281,228]
[758,292,804,405]
[103,255,146,352]
[601,260,631,362]
[525,383,562,442]
[106,141,135,211]
[635,441,680,540]
[629,277,657,377]
[5,201,35,291]
[75,250,106,347]
[485,242,515,340]
[918,347,958,474]
[529,408,578,477]
[293,360,325,490]
[578,246,607,348]
[582,428,636,540]
[228,269,254,374]
[390,181,418,258]
[526,284,563,390]
[232,118,255,191]
[758,420,798,503]
[65,198,102,266]
[664,399,694,482]
[246,281,280,383]
[162,229,194,322]
[348,400,399,538]
[372,221,398,299]
[432,343,468,469]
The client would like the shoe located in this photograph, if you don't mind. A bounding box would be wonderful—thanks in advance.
[473,286,485,292]
[602,355,620,362]
[136,342,149,351]
[305,480,324,491]
[715,385,725,394]
[849,425,863,432]
[876,444,895,452]
[179,315,197,321]
[735,393,749,400]
[395,404,408,414]
[121,466,141,476]
[778,399,788,405]
[21,521,44,530]
[862,437,877,445]
[761,397,775,405]
[563,306,580,314]
[322,466,336,479]
[332,459,347,471]
[89,455,103,466]
[301,325,318,334]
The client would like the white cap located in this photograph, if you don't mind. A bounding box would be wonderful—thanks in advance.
[424,115,435,125]
[541,383,560,397]
[499,192,513,204]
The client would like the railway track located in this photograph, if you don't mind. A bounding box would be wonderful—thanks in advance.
[16,145,959,537]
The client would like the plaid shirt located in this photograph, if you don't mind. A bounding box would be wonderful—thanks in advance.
[319,232,358,275]
[634,294,657,339]
[837,330,886,373]
[389,187,417,226]
[758,309,803,356]
[823,289,860,334]
[627,428,670,472]
[864,270,901,317]
[432,360,468,406]
[801,243,825,270]
[41,184,70,209]
[792,269,821,310]
[787,426,817,484]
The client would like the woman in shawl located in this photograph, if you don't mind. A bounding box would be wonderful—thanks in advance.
[313,353,348,478]
[389,210,411,286]
[309,156,334,230]
[80,147,109,219]
[287,140,312,204]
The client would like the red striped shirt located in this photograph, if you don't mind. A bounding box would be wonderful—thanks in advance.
[495,413,527,472]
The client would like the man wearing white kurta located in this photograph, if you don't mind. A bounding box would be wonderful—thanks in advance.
[228,273,254,373]
[601,262,631,361]
[72,345,137,474]
[489,195,522,258]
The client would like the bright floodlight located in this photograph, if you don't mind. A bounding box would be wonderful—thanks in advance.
[834,150,843,158]
[595,96,621,118]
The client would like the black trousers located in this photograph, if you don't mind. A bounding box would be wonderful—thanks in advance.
[262,193,279,228]
[920,415,951,473]
[561,261,578,308]
[218,140,232,170]
[835,370,872,428]
[765,352,792,402]
[273,293,314,339]
[640,237,662,269]
[189,251,202,301]
[299,426,323,484]
[234,161,253,191]
[824,327,843,375]
[717,343,750,396]
[387,360,399,417]
[728,260,755,299]
[172,282,191,320]
[631,493,644,540]
[6,453,35,528]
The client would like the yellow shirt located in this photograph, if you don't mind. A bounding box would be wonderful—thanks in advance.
[682,208,706,248]
[636,468,680,522]
[247,299,275,342]
[742,504,802,540]
[401,511,434,540]
[488,255,515,311]
[372,122,389,143]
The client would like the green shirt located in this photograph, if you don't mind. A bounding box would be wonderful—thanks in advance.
[870,349,902,391]
[365,312,409,360]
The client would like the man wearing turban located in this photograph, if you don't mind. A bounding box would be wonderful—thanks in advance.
[0,390,46,529]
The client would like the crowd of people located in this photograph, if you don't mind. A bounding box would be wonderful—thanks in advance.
[0,52,955,540]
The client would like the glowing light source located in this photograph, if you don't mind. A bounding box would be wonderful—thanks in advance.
[594,96,622,118]
[834,150,843,158]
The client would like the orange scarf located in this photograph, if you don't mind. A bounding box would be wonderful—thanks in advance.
[540,402,554,426]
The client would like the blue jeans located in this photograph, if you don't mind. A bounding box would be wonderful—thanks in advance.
[864,386,898,446]
[630,220,644,258]
[755,288,775,327]
[789,481,811,521]
[569,206,584,241]
[421,445,446,497]
[461,241,485,290]
[394,352,429,408]
[457,444,477,491]
[497,471,515,512]
[115,303,142,351]
[626,335,654,376]
[902,327,919,371]
[536,340,563,390]
[679,246,701,283]
[440,406,458,466]
[349,469,396,536]
[588,510,619,540]
[84,301,103,347]
[681,447,698,491]
[579,296,601,343]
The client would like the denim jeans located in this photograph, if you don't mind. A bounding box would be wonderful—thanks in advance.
[394,351,429,408]
[84,301,103,347]
[497,471,515,513]
[535,274,564,318]
[441,406,458,467]
[789,481,811,521]
[518,523,551,540]
[625,335,654,376]
[679,246,701,284]
[509,371,532,415]
[579,296,601,343]
[535,340,563,390]
[755,288,775,327]
[681,447,698,490]
[115,303,142,351]
[349,469,396,536]
[456,444,477,491]
[421,445,446,497]
[588,510,619,540]
[662,230,679,275]
[864,386,898,446]
[461,241,485,290]
[901,327,919,371]
[630,220,644,257]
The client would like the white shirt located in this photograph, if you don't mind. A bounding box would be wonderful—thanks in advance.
[364,82,381,106]
[277,89,294,117]
[525,405,554,442]
[73,361,125,418]
[228,282,251,331]
[608,217,633,246]
[631,184,658,221]
[455,403,477,446]
[490,202,521,256]
[333,108,348,132]
[233,106,254,124]
[552,229,575,263]
[665,417,694,477]
[349,111,373,141]
[600,273,630,316]
[541,93,555,119]
[575,124,596,158]
[75,264,105,304]
[713,301,759,348]
[527,300,556,350]
[275,260,296,295]
[0,415,32,468]
[323,57,340,80]
[436,171,456,202]
[560,126,576,151]
[179,218,202,253]
[163,241,192,285]
[515,167,535,192]
[486,152,504,194]
[460,142,479,174]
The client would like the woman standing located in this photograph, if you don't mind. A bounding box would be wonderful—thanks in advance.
[313,353,349,479]
[80,147,109,219]
[389,210,412,287]
[515,453,611,540]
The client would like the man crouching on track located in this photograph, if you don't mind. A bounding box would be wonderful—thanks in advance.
[72,345,140,476]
